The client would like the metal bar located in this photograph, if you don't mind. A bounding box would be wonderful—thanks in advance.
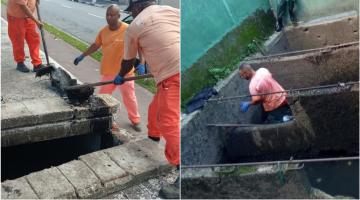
[207,81,359,102]
[181,156,359,169]
[206,123,266,127]
[244,41,359,62]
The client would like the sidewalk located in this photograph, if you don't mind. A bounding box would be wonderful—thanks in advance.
[1,11,176,199]
[1,7,153,140]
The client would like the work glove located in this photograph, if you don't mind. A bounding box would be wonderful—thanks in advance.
[240,101,251,113]
[113,75,124,85]
[74,55,85,65]
[135,63,145,75]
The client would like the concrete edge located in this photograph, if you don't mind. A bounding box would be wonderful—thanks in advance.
[1,139,173,199]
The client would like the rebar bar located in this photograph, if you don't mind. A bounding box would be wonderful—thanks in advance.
[207,81,359,102]
[181,156,359,169]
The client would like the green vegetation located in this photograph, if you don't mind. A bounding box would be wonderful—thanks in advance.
[43,23,102,61]
[43,22,156,93]
[1,0,7,5]
[216,166,258,177]
[181,9,275,109]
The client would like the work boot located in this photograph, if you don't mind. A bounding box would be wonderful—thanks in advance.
[148,136,160,142]
[32,64,46,72]
[275,18,283,32]
[131,123,142,132]
[16,62,30,73]
[158,176,180,199]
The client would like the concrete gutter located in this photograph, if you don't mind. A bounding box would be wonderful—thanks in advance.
[1,139,172,199]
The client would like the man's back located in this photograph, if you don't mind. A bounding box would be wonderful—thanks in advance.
[249,68,286,111]
[7,0,37,18]
[124,5,180,83]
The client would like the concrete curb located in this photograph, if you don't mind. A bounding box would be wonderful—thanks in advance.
[1,139,172,199]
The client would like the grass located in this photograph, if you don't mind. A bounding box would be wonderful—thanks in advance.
[216,166,258,177]
[43,22,157,93]
[181,9,276,110]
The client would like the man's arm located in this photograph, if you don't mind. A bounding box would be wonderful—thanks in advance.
[119,59,136,77]
[19,5,42,27]
[82,43,100,57]
[250,95,262,105]
[74,43,100,65]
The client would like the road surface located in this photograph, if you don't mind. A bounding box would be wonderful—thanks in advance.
[39,0,128,44]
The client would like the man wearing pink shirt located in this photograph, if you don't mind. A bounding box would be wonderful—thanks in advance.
[113,0,180,198]
[238,63,292,123]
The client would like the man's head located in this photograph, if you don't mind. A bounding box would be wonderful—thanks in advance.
[125,0,156,18]
[106,4,121,27]
[238,63,255,80]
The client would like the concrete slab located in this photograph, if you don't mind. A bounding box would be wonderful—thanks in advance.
[104,144,159,180]
[96,94,121,114]
[128,139,171,172]
[1,177,38,199]
[1,116,111,147]
[79,151,132,194]
[1,102,33,129]
[2,98,74,130]
[26,167,77,199]
[57,160,105,198]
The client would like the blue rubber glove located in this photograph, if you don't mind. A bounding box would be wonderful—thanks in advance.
[113,75,124,85]
[74,55,85,65]
[240,101,251,113]
[135,64,145,75]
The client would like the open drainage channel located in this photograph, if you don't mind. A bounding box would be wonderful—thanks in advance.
[181,12,359,198]
[181,157,359,199]
[1,67,121,182]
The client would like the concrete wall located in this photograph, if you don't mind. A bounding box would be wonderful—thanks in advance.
[182,166,312,199]
[266,12,359,54]
[181,0,271,70]
[269,0,359,23]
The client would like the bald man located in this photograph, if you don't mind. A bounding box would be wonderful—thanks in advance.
[73,5,143,132]
[238,63,292,123]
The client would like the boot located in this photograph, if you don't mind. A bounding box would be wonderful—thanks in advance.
[131,122,142,132]
[275,18,283,32]
[148,136,160,142]
[16,62,30,73]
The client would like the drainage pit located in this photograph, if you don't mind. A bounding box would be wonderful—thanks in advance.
[2,67,122,182]
[182,13,359,165]
[181,158,359,199]
[1,131,118,182]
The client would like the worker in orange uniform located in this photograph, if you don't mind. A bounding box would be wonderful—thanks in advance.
[113,0,180,198]
[73,4,142,132]
[7,0,45,73]
[238,63,293,123]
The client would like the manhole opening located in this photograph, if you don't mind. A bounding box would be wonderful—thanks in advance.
[1,132,119,181]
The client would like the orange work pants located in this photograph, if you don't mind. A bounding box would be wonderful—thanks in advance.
[7,14,42,66]
[98,75,141,124]
[147,73,180,166]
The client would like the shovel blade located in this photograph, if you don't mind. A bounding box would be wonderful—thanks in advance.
[35,64,55,77]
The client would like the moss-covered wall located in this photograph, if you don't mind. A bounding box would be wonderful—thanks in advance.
[181,9,276,107]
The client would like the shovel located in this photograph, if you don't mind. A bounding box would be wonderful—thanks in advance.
[65,74,153,102]
[34,3,56,77]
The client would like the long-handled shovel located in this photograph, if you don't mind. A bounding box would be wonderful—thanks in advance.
[65,74,153,102]
[34,3,56,77]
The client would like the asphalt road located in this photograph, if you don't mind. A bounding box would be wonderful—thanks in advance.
[39,0,129,44]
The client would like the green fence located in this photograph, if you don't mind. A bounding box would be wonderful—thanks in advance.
[181,0,270,71]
